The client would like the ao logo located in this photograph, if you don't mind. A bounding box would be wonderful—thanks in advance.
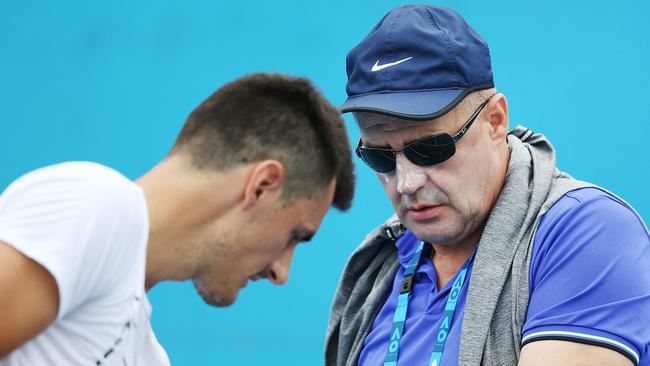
[388,327,401,353]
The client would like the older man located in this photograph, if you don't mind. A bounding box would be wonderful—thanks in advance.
[0,73,355,365]
[326,5,649,366]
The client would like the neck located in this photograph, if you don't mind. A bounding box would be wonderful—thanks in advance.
[135,155,247,290]
[430,229,481,290]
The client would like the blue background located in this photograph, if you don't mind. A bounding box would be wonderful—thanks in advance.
[1,1,648,365]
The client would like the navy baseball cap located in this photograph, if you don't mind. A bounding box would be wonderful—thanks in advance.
[341,4,494,120]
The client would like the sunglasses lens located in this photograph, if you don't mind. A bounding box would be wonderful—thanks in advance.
[405,134,456,166]
[359,148,396,173]
[357,133,457,173]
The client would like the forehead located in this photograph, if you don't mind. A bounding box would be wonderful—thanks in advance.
[354,111,425,129]
[354,111,458,143]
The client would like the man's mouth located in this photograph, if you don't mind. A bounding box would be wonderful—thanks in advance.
[406,204,444,221]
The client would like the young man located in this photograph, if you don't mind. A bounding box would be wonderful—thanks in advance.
[326,5,649,366]
[0,73,355,365]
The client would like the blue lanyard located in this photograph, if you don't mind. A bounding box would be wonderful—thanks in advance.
[383,242,476,366]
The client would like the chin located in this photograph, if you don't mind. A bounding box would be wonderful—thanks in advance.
[406,220,463,245]
[193,279,238,307]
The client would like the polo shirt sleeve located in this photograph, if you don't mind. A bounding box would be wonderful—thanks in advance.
[522,188,650,366]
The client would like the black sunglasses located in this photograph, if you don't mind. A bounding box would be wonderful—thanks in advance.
[356,95,495,173]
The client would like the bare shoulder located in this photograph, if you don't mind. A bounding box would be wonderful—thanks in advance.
[0,240,59,358]
[519,340,634,366]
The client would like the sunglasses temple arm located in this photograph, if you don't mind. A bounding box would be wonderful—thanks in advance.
[451,94,497,142]
[451,106,483,142]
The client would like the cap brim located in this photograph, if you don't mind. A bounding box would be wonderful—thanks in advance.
[340,89,465,121]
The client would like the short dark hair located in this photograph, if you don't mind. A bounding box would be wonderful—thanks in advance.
[171,73,355,211]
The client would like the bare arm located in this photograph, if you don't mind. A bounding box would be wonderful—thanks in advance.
[0,240,59,358]
[519,340,634,366]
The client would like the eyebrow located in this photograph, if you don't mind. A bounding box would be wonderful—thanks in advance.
[358,135,425,150]
[360,129,456,151]
[293,229,314,244]
[359,139,392,149]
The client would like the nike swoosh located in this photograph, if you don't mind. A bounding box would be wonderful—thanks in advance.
[371,57,413,72]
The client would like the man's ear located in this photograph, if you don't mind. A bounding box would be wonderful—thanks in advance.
[485,93,509,141]
[242,160,285,210]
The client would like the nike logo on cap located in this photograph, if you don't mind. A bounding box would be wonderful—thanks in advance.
[371,56,413,72]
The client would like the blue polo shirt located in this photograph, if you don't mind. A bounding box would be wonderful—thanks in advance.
[358,188,650,365]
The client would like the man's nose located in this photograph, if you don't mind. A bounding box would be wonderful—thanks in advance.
[395,154,427,195]
[266,246,296,285]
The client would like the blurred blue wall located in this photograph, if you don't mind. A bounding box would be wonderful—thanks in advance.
[1,1,648,365]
